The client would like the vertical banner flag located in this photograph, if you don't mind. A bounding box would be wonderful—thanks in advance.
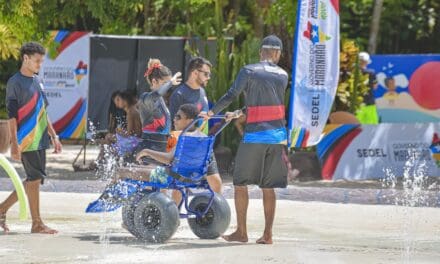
[289,0,340,147]
[39,31,90,139]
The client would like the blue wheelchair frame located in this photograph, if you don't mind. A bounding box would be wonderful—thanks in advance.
[86,116,229,220]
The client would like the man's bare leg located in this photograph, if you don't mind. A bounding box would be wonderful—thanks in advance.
[256,188,275,244]
[0,188,20,233]
[222,185,248,242]
[25,179,57,234]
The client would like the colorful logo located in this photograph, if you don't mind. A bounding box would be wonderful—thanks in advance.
[74,60,88,84]
[303,22,331,44]
[47,31,89,60]
[430,133,440,167]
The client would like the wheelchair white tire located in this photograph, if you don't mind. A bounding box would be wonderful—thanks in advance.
[187,193,231,239]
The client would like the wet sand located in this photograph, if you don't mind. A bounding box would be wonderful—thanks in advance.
[1,192,440,264]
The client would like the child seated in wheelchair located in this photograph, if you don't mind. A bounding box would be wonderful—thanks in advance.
[112,103,223,204]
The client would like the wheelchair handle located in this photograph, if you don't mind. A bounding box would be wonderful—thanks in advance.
[181,115,232,136]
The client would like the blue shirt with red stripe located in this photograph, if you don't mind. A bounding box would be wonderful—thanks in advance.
[211,61,288,144]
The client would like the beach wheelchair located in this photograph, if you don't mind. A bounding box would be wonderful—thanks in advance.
[86,116,231,243]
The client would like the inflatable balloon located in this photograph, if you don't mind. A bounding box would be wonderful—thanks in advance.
[0,155,28,220]
[0,120,28,220]
[409,62,440,110]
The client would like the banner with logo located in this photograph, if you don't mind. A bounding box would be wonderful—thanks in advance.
[288,0,340,147]
[317,123,440,180]
[39,31,90,139]
[369,54,440,123]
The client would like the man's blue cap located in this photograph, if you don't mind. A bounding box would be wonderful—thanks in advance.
[261,35,283,51]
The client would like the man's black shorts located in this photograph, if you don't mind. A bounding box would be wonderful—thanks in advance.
[233,143,288,188]
[21,149,47,184]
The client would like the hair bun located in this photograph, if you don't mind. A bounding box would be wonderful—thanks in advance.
[147,58,162,69]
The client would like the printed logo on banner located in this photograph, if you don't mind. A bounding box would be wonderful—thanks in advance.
[356,148,387,158]
[429,133,440,167]
[301,2,332,128]
[308,0,328,19]
[74,60,88,84]
[389,141,432,163]
[289,0,339,147]
[42,66,76,89]
[39,30,90,139]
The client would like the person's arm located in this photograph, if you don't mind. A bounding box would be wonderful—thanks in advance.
[156,81,173,97]
[209,68,249,115]
[38,80,62,154]
[47,117,62,153]
[108,112,116,133]
[233,114,246,136]
[123,108,141,137]
[156,72,182,96]
[8,118,20,161]
[169,89,183,122]
[6,80,20,160]
[132,110,143,137]
[136,148,174,164]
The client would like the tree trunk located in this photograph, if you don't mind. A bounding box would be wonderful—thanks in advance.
[252,0,270,38]
[143,0,151,35]
[368,0,384,54]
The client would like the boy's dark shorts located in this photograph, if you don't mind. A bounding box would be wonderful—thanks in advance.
[207,153,219,176]
[21,149,47,184]
[233,143,288,188]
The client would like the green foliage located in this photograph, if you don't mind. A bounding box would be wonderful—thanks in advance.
[335,40,369,113]
[0,82,6,119]
[0,0,47,60]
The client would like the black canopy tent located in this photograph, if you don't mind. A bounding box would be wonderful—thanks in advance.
[74,34,229,169]
[88,35,220,131]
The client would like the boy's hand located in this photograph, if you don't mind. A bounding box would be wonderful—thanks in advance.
[52,136,62,154]
[199,111,214,120]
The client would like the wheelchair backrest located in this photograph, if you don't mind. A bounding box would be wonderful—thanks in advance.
[171,135,215,181]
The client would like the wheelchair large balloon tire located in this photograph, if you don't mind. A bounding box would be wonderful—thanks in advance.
[122,192,148,237]
[187,193,231,239]
[133,192,180,243]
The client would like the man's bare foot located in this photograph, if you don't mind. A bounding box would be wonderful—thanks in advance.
[222,230,248,243]
[31,223,58,234]
[256,233,273,244]
[0,212,9,233]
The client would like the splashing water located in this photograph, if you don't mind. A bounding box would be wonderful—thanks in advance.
[382,148,437,263]
[88,121,122,182]
[88,121,124,250]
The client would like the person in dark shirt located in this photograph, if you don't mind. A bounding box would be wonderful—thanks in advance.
[168,57,223,193]
[116,91,141,138]
[108,90,126,134]
[169,57,211,124]
[93,91,141,167]
[1,42,62,234]
[202,35,289,245]
[137,59,182,152]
